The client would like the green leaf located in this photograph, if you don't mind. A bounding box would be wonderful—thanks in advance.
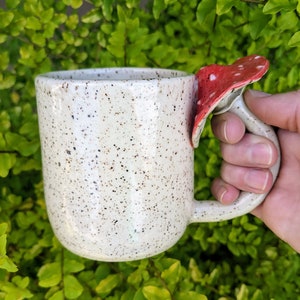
[196,0,216,26]
[25,16,42,30]
[121,289,137,300]
[38,262,62,287]
[5,132,40,156]
[107,22,126,58]
[12,276,30,289]
[153,0,166,19]
[0,74,16,90]
[62,31,75,45]
[62,0,82,8]
[15,211,39,229]
[126,0,141,8]
[216,0,237,15]
[246,245,258,258]
[0,11,14,28]
[103,0,114,20]
[150,44,178,67]
[242,222,258,232]
[228,241,241,256]
[70,0,83,9]
[10,15,26,36]
[11,157,41,174]
[189,258,203,282]
[40,8,54,23]
[116,6,127,22]
[263,0,296,14]
[95,263,111,282]
[66,14,79,30]
[95,274,122,296]
[133,288,147,300]
[49,290,64,300]
[287,66,299,88]
[18,44,37,67]
[127,269,144,288]
[161,261,181,286]
[0,223,8,236]
[277,11,298,32]
[249,9,271,39]
[63,259,85,274]
[0,34,7,43]
[142,286,171,300]
[5,0,20,9]
[0,234,7,255]
[175,291,208,300]
[31,32,46,47]
[288,31,300,47]
[19,121,38,138]
[0,153,16,177]
[236,283,249,300]
[1,281,32,299]
[81,9,101,23]
[251,289,264,300]
[64,274,84,299]
[154,257,179,271]
[0,255,18,272]
[0,51,9,71]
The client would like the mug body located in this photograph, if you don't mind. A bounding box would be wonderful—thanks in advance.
[35,68,196,261]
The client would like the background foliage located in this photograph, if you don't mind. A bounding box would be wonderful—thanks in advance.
[0,0,300,299]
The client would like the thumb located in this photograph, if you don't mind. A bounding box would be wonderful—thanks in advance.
[244,89,300,133]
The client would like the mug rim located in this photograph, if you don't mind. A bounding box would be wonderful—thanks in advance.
[35,67,194,82]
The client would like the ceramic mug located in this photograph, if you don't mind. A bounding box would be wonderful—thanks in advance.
[35,68,280,261]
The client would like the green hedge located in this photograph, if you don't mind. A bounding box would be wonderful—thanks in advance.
[0,0,300,299]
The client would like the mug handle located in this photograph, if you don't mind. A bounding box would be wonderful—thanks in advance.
[190,92,281,223]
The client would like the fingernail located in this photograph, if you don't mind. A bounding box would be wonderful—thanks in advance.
[245,169,270,192]
[222,120,229,143]
[219,186,228,204]
[248,143,273,166]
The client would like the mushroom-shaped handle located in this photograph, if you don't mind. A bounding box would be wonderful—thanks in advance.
[190,55,281,222]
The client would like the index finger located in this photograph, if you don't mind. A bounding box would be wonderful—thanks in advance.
[245,89,300,133]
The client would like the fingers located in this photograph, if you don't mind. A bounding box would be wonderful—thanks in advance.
[211,104,279,205]
[220,133,278,168]
[212,114,278,168]
[220,162,273,194]
[211,165,273,204]
[211,178,240,205]
[245,89,300,133]
[211,111,245,144]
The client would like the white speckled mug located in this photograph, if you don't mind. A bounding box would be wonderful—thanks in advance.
[35,68,280,261]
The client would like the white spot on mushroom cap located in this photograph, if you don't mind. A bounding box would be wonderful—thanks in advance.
[234,72,241,76]
[209,74,217,81]
[209,92,216,98]
[256,65,264,69]
[254,55,261,59]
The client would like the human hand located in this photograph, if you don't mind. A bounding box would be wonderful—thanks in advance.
[211,89,300,253]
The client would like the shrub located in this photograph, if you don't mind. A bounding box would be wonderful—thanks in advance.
[0,0,300,299]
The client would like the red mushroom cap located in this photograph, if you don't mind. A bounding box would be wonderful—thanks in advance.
[192,55,269,148]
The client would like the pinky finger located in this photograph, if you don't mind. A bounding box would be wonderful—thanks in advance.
[211,177,240,205]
